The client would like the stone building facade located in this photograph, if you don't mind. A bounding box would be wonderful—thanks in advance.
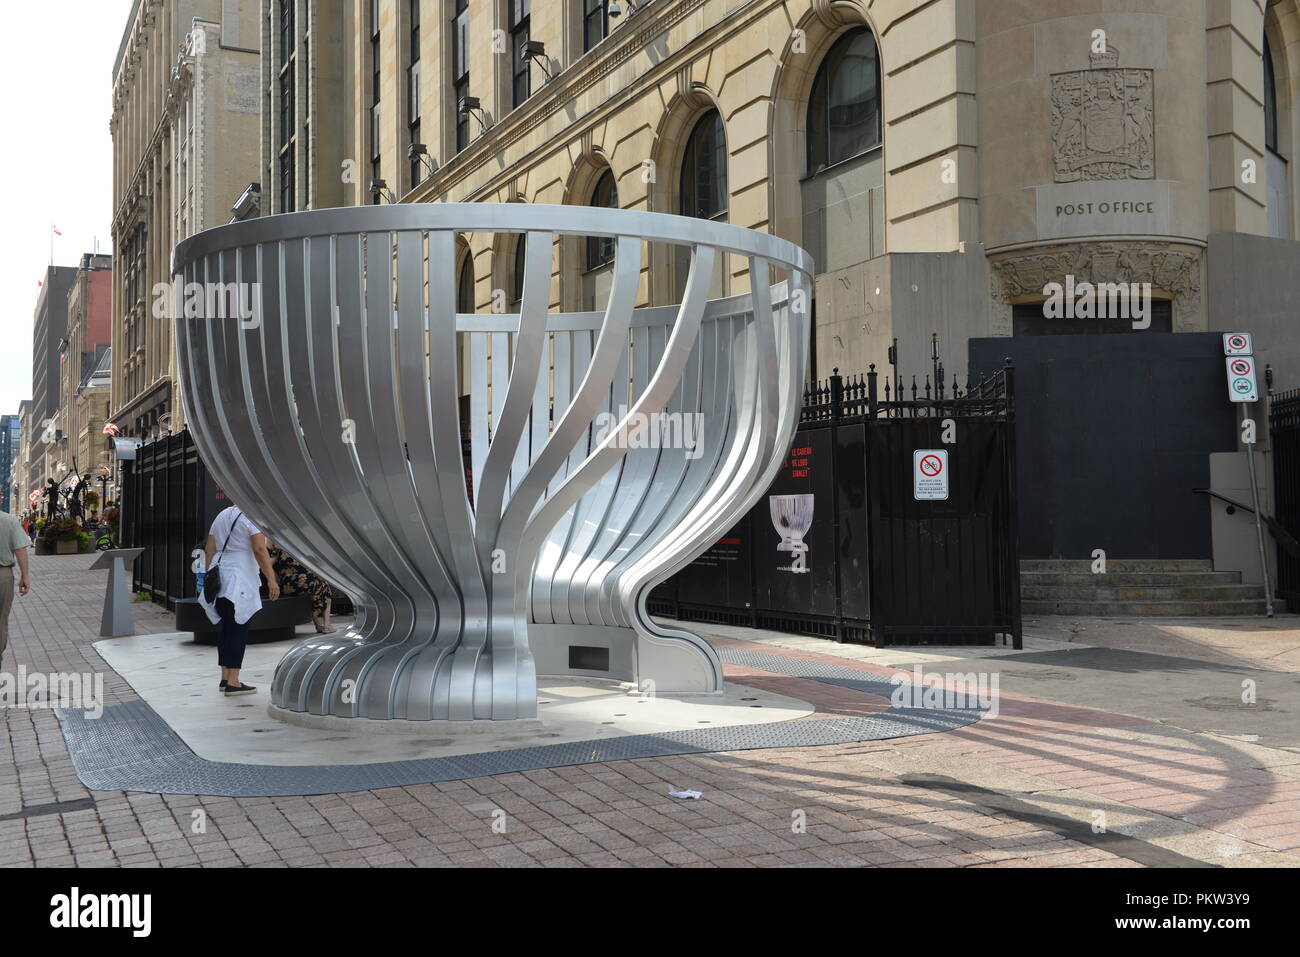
[110,0,261,441]
[14,401,33,511]
[267,0,1299,375]
[263,0,1300,570]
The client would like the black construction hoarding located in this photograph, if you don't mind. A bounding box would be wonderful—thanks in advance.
[754,429,837,620]
[651,364,1020,647]
[675,515,753,612]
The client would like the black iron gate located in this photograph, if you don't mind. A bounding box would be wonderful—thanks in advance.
[120,429,226,609]
[1270,388,1300,612]
[650,361,1020,647]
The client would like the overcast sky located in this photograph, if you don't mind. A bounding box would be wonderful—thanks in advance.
[0,0,135,416]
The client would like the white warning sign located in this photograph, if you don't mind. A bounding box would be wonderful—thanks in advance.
[913,449,949,501]
[1226,355,1259,403]
[1222,332,1253,356]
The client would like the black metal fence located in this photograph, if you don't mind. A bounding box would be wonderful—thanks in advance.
[120,430,227,609]
[649,360,1021,647]
[1270,388,1300,612]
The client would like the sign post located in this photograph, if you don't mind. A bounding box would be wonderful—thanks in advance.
[90,548,145,637]
[1223,333,1273,617]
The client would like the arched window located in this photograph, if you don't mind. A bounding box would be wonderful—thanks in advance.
[807,28,881,173]
[456,250,474,312]
[586,169,618,270]
[680,110,728,220]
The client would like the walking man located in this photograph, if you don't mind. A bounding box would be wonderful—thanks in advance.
[0,508,32,669]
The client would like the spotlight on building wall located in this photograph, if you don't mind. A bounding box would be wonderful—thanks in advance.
[408,143,439,177]
[608,1,640,19]
[369,179,397,203]
[523,40,556,80]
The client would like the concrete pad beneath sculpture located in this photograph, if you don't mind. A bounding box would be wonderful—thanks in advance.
[94,633,813,767]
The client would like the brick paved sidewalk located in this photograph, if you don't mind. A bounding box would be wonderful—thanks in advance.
[1,553,1297,868]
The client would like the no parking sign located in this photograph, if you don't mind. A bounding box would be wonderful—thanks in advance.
[1223,332,1253,355]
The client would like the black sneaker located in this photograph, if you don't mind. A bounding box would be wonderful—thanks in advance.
[224,683,257,697]
[219,680,229,691]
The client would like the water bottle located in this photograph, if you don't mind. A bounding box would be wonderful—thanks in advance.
[196,570,206,594]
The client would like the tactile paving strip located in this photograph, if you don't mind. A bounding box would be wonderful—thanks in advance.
[55,648,985,796]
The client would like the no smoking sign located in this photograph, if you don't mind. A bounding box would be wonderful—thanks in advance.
[913,449,949,501]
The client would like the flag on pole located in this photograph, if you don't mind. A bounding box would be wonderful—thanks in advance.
[52,225,62,236]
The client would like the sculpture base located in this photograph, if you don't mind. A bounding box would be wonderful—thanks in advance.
[268,704,544,735]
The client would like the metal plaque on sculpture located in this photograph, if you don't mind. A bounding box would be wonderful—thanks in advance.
[1051,45,1153,183]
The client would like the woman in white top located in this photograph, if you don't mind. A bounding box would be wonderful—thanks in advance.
[199,505,279,695]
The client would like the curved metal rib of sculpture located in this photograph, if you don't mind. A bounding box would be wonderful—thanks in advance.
[172,204,812,721]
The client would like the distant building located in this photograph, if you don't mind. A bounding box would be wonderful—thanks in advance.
[14,400,33,510]
[60,254,114,483]
[31,265,78,490]
[0,414,20,513]
[73,349,114,509]
[109,0,260,440]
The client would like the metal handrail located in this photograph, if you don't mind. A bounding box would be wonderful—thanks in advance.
[1192,487,1300,558]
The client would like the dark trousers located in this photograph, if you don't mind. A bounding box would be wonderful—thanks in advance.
[216,597,250,669]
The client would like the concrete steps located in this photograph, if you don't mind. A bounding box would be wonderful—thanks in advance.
[1020,559,1267,617]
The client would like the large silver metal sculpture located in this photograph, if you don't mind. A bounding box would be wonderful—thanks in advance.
[172,204,811,721]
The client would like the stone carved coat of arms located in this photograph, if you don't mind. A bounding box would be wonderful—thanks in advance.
[1051,46,1153,182]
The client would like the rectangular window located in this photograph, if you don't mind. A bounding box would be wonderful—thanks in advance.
[370,0,381,202]
[409,0,422,187]
[453,0,470,152]
[279,145,294,213]
[409,0,420,62]
[583,0,607,51]
[410,119,422,186]
[277,0,298,214]
[279,70,293,148]
[510,0,531,109]
[280,0,295,56]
